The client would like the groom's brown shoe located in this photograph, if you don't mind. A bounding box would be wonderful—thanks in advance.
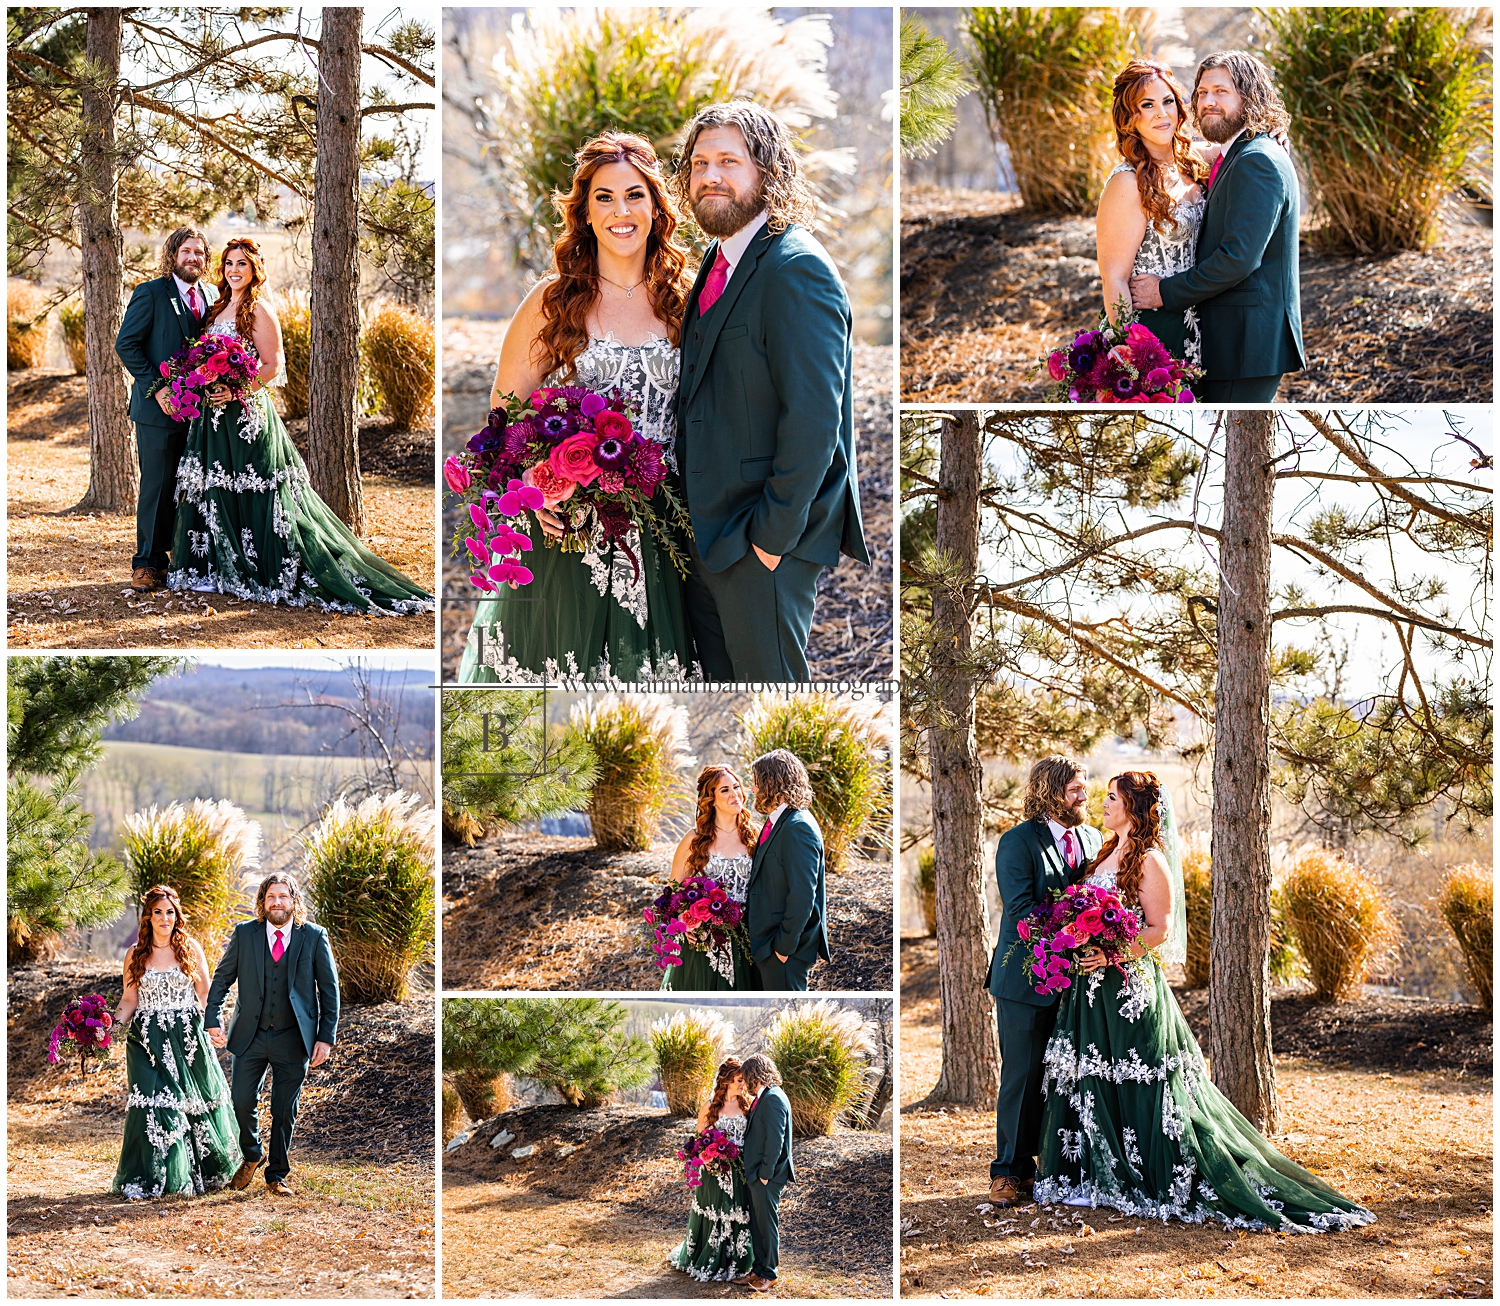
[747,1275,776,1293]
[130,566,162,593]
[731,1274,756,1286]
[265,1178,294,1196]
[988,1175,1030,1207]
[229,1159,261,1191]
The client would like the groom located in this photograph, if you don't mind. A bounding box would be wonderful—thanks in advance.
[671,101,870,682]
[206,872,339,1196]
[114,225,217,592]
[1128,51,1304,402]
[747,749,831,991]
[733,1053,795,1294]
[987,756,1101,1208]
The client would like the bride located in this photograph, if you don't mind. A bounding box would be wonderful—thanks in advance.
[457,132,695,682]
[1095,60,1209,365]
[668,1058,754,1282]
[112,886,241,1200]
[662,766,758,992]
[1034,772,1375,1232]
[170,237,434,615]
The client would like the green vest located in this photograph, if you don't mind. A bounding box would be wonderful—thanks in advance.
[259,929,293,1031]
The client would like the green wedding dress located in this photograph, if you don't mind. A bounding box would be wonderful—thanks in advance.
[661,853,756,992]
[667,1113,754,1282]
[1034,864,1375,1233]
[113,968,242,1201]
[169,316,434,615]
[456,335,694,682]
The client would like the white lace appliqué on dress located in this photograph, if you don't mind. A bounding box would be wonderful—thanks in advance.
[1106,162,1207,366]
[701,852,753,984]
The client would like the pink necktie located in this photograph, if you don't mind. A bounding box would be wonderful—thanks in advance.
[758,819,773,846]
[1205,154,1224,195]
[698,250,730,314]
[1062,830,1077,870]
[189,286,199,319]
[272,930,284,962]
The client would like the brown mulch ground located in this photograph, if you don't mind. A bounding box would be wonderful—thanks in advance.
[6,369,435,650]
[439,320,893,683]
[442,1103,891,1297]
[441,833,892,992]
[897,938,1493,1300]
[6,961,434,1298]
[899,187,1493,404]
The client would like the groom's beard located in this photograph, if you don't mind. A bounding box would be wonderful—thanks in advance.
[1197,105,1247,144]
[264,906,293,927]
[692,184,764,238]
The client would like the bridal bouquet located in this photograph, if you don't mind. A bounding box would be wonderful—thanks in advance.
[1012,883,1143,996]
[155,336,261,422]
[445,386,693,594]
[677,1125,742,1188]
[1038,312,1199,404]
[46,993,115,1076]
[641,874,750,976]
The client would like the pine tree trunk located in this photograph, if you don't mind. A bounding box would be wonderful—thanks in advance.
[1208,410,1280,1133]
[306,6,366,533]
[929,410,1000,1105]
[74,8,135,513]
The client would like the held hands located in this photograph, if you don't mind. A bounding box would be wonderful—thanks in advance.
[311,1040,333,1068]
[753,545,781,572]
[207,1026,227,1048]
[1128,274,1164,310]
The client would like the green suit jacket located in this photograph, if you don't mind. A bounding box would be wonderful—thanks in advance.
[746,806,831,966]
[205,919,340,1059]
[674,224,869,573]
[1158,132,1305,380]
[988,818,1102,1006]
[115,276,217,431]
[742,1084,795,1187]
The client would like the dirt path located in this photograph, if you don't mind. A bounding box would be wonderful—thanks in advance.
[898,941,1493,1299]
[442,1104,891,1298]
[6,370,435,650]
[442,834,892,991]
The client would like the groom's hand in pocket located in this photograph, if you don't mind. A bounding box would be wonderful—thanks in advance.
[753,545,781,572]
[311,1040,333,1068]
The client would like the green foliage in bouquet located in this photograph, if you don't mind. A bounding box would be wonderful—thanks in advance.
[304,791,435,1004]
[1264,6,1492,254]
[762,999,877,1137]
[441,691,597,844]
[443,997,653,1109]
[563,695,688,853]
[740,693,891,874]
[650,1008,736,1117]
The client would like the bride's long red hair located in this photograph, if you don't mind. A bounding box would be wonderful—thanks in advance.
[125,885,197,990]
[535,133,691,380]
[1112,61,1207,235]
[1086,771,1164,900]
[684,766,759,878]
[703,1057,746,1130]
[208,237,269,342]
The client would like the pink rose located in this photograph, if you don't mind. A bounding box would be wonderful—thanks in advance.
[523,461,577,507]
[548,433,603,487]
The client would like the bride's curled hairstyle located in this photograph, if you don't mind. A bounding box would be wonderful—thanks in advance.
[125,885,196,989]
[1089,770,1163,900]
[1111,61,1207,235]
[686,766,759,877]
[538,132,691,380]
[703,1056,745,1129]
[208,236,269,344]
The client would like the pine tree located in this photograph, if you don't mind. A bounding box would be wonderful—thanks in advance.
[443,998,654,1109]
[7,656,181,962]
[900,14,972,160]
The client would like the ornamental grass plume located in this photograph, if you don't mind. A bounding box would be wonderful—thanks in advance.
[914,845,936,937]
[58,302,86,375]
[739,693,891,874]
[1438,862,1492,1010]
[122,799,261,952]
[304,791,436,1004]
[274,290,312,420]
[362,303,435,431]
[566,695,689,852]
[1281,847,1400,1003]
[7,281,50,370]
[1180,833,1303,988]
[762,999,877,1137]
[650,1008,737,1117]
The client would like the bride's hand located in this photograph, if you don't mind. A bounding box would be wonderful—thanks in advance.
[534,507,567,541]
[207,384,232,407]
[1077,947,1107,973]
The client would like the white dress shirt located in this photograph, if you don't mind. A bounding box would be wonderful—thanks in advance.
[1046,818,1084,871]
[718,210,769,276]
[173,273,205,318]
[266,920,291,958]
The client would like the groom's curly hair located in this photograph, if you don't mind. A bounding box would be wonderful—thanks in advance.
[1022,756,1086,827]
[670,101,817,235]
[751,750,814,813]
[741,1053,781,1092]
[1192,51,1291,138]
[156,225,210,279]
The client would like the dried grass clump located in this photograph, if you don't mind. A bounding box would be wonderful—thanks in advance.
[122,799,262,952]
[58,302,87,374]
[739,693,891,874]
[304,791,436,1004]
[762,999,877,1137]
[1281,848,1399,1002]
[965,7,1152,214]
[915,846,936,937]
[8,282,50,370]
[442,1079,464,1143]
[650,1008,736,1117]
[1438,862,1492,1010]
[453,1068,512,1123]
[275,290,312,420]
[362,303,435,431]
[1181,833,1213,988]
[566,695,688,852]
